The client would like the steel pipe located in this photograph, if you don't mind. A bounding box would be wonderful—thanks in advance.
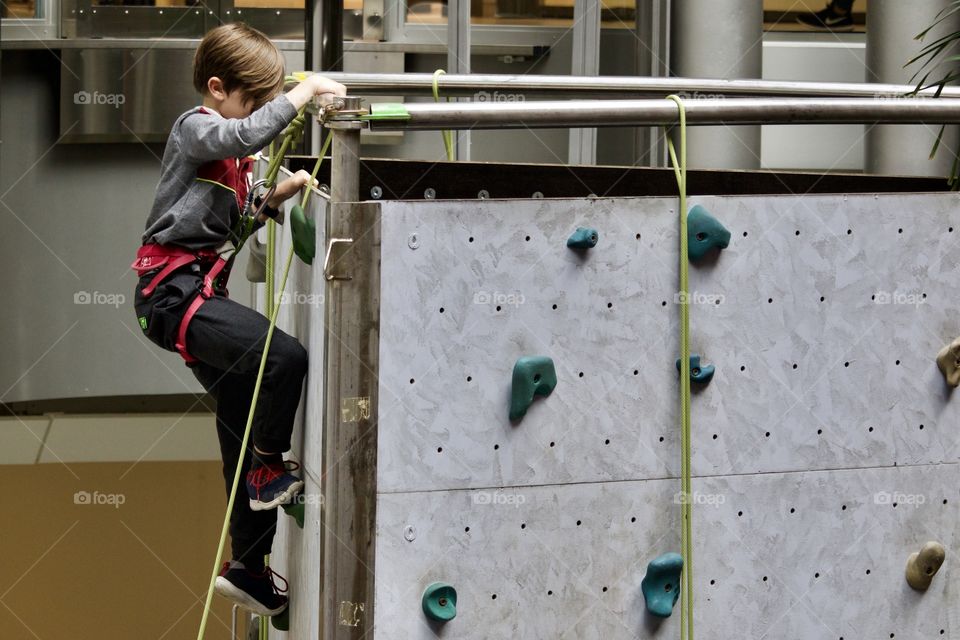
[324,72,960,100]
[360,98,960,131]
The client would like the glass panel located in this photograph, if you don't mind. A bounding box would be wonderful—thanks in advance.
[2,0,40,19]
[404,0,635,29]
[763,0,867,32]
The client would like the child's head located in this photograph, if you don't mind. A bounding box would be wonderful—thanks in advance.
[193,23,285,118]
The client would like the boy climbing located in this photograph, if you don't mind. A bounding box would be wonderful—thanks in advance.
[131,23,346,617]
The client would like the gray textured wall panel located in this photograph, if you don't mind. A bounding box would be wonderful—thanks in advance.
[374,464,957,638]
[377,197,680,492]
[376,194,960,495]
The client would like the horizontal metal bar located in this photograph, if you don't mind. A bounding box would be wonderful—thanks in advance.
[361,98,960,130]
[325,72,960,100]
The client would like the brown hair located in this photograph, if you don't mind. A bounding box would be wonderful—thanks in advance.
[193,23,285,109]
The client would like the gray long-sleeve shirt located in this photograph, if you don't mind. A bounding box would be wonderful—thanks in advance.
[142,94,298,250]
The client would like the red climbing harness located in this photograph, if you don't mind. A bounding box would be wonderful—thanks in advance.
[132,243,234,364]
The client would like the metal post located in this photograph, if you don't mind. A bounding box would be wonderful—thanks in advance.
[307,0,343,158]
[866,0,960,176]
[569,0,601,164]
[670,0,763,169]
[635,0,671,167]
[330,124,361,202]
[448,0,471,160]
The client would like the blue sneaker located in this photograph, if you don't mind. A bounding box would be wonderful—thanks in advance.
[246,460,304,511]
[214,561,288,616]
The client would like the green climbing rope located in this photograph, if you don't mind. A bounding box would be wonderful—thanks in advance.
[432,69,455,162]
[196,97,325,640]
[665,94,693,640]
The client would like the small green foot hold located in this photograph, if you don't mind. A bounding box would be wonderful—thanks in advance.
[567,227,599,249]
[675,354,715,384]
[290,204,316,265]
[641,552,683,618]
[282,500,305,529]
[271,605,290,631]
[422,582,457,622]
[688,205,730,262]
[510,356,558,421]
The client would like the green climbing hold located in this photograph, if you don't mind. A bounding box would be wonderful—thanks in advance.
[567,227,599,249]
[290,204,316,265]
[509,356,558,421]
[675,354,715,384]
[687,204,730,262]
[282,501,305,529]
[271,606,290,631]
[422,582,457,622]
[641,552,683,618]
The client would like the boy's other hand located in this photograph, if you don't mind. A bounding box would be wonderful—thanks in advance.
[263,170,318,214]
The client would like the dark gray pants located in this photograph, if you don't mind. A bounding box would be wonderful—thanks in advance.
[134,268,308,566]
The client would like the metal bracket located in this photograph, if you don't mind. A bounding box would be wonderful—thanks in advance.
[323,237,355,281]
[321,96,368,124]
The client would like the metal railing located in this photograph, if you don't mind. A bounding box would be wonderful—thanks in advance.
[351,97,960,131]
[323,71,960,100]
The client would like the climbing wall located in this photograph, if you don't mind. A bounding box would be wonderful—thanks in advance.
[371,193,960,639]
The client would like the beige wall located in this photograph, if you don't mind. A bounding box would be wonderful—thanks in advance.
[0,461,245,639]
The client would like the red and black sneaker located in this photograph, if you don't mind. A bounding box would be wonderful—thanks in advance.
[214,561,289,616]
[246,460,304,511]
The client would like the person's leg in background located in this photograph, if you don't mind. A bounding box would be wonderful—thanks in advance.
[797,0,856,31]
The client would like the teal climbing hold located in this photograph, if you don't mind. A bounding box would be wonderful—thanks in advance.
[422,582,457,622]
[641,552,683,618]
[510,356,558,420]
[271,605,290,630]
[687,204,730,262]
[567,227,599,249]
[290,204,316,265]
[676,354,715,384]
[282,500,305,529]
